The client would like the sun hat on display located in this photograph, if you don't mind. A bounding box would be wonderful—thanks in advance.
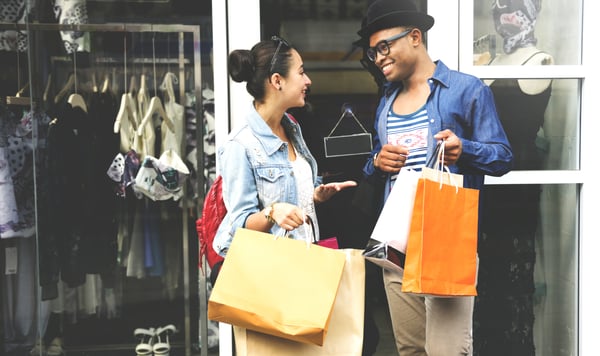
[357,0,435,38]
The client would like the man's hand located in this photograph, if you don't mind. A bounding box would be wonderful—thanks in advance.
[434,129,463,166]
[374,144,410,173]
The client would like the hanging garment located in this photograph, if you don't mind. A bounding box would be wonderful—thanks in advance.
[1,110,51,239]
[161,72,185,156]
[44,100,92,292]
[0,0,30,52]
[52,0,91,53]
[0,108,18,237]
[475,77,552,356]
[80,91,120,286]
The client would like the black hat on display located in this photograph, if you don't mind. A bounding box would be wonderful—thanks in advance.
[357,0,435,38]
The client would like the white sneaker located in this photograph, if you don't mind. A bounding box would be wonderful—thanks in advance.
[46,337,64,356]
[29,339,45,356]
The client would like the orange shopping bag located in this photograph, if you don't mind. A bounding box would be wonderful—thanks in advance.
[401,175,479,297]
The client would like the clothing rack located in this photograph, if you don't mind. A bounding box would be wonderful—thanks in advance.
[0,21,207,356]
[0,22,196,33]
[52,56,191,64]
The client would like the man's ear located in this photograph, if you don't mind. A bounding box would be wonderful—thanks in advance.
[408,28,422,45]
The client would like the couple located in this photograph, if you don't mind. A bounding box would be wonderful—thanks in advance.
[214,0,513,355]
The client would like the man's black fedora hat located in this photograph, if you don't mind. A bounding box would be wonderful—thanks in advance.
[357,0,435,38]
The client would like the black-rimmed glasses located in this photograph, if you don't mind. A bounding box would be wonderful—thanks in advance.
[269,35,290,73]
[366,28,413,62]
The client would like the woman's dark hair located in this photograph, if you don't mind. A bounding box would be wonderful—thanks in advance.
[228,37,293,101]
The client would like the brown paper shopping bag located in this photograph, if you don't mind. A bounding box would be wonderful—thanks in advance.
[401,176,479,297]
[207,228,346,346]
[234,249,365,355]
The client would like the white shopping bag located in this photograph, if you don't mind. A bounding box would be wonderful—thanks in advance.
[369,168,422,253]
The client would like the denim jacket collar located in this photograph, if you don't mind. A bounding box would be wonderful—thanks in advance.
[244,103,302,155]
[244,104,285,156]
[382,60,449,98]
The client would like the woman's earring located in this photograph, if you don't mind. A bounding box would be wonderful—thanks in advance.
[278,86,282,91]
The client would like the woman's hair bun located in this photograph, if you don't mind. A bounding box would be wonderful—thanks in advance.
[228,49,254,83]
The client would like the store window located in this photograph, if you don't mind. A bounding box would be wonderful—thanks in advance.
[1,1,213,355]
[472,1,580,356]
[473,0,581,171]
[215,1,586,355]
[473,0,582,66]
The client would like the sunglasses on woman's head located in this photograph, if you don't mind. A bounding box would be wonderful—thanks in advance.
[269,36,290,73]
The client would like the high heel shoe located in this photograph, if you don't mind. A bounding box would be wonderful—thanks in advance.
[153,324,176,356]
[134,327,155,355]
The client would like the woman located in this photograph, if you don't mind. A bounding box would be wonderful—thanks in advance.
[213,36,356,257]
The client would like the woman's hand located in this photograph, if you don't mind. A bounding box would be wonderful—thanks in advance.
[270,202,306,231]
[313,180,358,204]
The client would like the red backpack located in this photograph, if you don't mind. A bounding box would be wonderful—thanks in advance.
[196,175,226,270]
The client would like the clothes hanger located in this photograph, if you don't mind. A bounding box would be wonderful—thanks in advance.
[101,72,111,93]
[42,72,52,105]
[114,93,138,133]
[6,82,31,106]
[68,89,88,113]
[65,45,88,112]
[114,35,138,133]
[160,35,177,104]
[160,72,177,103]
[92,72,99,93]
[6,49,31,106]
[129,74,138,96]
[137,33,175,136]
[54,73,74,104]
[137,95,174,135]
[137,73,149,117]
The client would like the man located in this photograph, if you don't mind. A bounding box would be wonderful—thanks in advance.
[357,0,513,355]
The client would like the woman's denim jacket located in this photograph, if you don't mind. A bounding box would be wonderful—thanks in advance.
[213,104,321,256]
[363,60,513,204]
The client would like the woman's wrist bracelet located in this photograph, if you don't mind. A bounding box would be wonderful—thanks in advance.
[264,202,276,224]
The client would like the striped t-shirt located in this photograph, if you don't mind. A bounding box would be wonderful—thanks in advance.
[387,105,429,182]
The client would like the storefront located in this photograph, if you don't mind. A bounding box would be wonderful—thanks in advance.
[1,0,598,355]
[213,1,598,356]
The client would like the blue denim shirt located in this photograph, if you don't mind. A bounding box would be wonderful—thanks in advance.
[363,60,513,201]
[213,103,321,256]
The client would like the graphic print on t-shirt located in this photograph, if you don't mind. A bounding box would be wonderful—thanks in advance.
[387,106,429,182]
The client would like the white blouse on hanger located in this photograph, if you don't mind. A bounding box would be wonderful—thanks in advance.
[160,72,185,156]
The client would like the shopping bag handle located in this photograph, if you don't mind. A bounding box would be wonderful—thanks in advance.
[425,140,443,169]
[427,140,459,192]
[274,212,314,248]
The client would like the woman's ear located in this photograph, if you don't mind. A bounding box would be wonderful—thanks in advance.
[270,73,283,90]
